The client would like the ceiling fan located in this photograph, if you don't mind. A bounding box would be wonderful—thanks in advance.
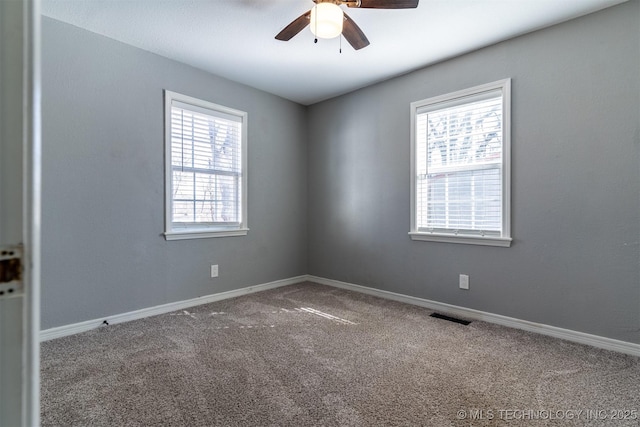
[275,0,419,50]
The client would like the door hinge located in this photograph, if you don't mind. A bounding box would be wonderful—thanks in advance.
[0,245,23,299]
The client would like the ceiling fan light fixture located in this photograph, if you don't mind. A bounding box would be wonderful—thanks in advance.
[310,3,344,39]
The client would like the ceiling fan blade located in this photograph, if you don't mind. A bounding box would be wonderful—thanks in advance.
[275,10,311,41]
[350,0,419,8]
[342,13,370,50]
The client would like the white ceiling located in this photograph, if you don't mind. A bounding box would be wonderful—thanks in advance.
[41,0,626,105]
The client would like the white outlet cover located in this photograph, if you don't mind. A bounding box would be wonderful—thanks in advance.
[211,265,218,278]
[459,274,469,290]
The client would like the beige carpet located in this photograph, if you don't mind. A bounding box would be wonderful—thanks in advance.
[41,282,640,426]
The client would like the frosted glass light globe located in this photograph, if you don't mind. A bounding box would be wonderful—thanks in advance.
[310,3,344,39]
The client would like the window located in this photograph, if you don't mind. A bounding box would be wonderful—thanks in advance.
[410,79,511,247]
[164,91,248,240]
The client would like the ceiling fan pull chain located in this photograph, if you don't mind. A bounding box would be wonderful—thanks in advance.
[339,34,342,53]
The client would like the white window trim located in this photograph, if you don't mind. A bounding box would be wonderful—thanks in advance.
[409,79,512,247]
[163,90,248,241]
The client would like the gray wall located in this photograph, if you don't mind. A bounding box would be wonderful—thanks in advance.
[43,2,640,344]
[41,17,308,329]
[308,1,640,343]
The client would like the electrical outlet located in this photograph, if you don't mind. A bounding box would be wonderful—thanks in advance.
[211,264,218,278]
[459,274,469,290]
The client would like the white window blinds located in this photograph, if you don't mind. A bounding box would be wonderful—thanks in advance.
[411,79,511,246]
[164,91,247,239]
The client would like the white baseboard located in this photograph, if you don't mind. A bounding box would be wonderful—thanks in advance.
[42,274,640,357]
[40,275,307,341]
[308,275,640,357]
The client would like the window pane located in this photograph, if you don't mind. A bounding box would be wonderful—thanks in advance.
[193,174,238,223]
[421,169,501,231]
[425,97,502,172]
[415,87,505,236]
[172,170,194,200]
[170,101,243,227]
[172,110,241,174]
[172,201,194,223]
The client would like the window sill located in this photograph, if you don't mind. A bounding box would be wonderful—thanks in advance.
[164,228,249,241]
[408,231,511,247]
